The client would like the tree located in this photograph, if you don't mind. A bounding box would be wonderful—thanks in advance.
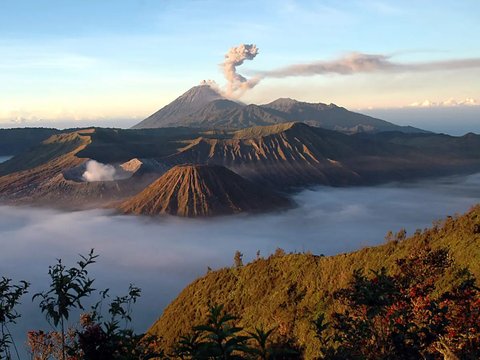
[193,304,248,359]
[234,251,243,268]
[173,305,298,360]
[395,228,407,242]
[247,327,274,360]
[33,249,97,360]
[384,230,394,243]
[0,277,29,360]
[273,248,286,257]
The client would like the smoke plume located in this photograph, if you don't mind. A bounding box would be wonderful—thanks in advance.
[222,44,260,97]
[219,46,480,97]
[82,160,117,182]
[261,52,480,78]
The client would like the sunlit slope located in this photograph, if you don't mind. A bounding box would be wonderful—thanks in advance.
[148,205,480,357]
[165,122,477,188]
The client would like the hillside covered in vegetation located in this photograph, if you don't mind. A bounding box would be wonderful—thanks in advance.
[148,205,480,358]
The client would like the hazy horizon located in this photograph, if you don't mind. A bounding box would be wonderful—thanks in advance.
[1,100,479,136]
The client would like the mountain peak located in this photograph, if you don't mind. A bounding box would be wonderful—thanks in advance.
[178,84,224,104]
[268,97,299,106]
[131,85,225,129]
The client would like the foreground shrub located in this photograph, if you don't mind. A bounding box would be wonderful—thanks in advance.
[315,247,480,359]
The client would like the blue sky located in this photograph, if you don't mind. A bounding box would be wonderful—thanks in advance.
[1,0,479,130]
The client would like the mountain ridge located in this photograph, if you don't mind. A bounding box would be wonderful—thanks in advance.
[147,204,480,357]
[132,85,427,134]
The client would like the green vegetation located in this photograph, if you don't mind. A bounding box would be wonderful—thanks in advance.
[28,251,162,360]
[149,205,480,358]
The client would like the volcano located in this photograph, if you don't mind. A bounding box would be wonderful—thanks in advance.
[132,85,226,129]
[119,164,291,217]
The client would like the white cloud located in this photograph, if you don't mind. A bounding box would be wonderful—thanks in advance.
[408,97,479,108]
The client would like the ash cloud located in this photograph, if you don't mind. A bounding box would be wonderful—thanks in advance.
[221,44,260,97]
[220,45,480,96]
[261,52,480,78]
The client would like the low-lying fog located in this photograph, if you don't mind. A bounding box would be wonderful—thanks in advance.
[2,172,480,354]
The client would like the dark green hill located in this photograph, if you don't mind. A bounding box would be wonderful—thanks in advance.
[148,205,480,358]
[180,100,288,128]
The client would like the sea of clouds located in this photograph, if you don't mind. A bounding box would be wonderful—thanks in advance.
[1,172,480,354]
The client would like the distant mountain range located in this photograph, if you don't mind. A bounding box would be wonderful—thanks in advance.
[132,85,426,134]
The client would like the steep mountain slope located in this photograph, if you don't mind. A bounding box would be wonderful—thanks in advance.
[179,100,288,128]
[148,205,480,358]
[164,122,480,188]
[163,122,419,188]
[119,164,291,217]
[132,85,226,129]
